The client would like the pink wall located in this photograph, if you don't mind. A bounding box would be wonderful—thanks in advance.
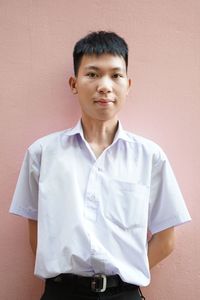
[1,1,199,299]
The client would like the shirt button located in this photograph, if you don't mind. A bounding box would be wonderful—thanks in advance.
[90,194,96,201]
[87,193,96,200]
[97,167,103,172]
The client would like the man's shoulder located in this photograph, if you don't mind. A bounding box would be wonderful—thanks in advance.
[29,129,64,146]
[123,129,162,151]
[27,127,72,157]
[122,129,167,163]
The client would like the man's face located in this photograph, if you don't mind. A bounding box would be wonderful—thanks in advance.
[69,54,131,122]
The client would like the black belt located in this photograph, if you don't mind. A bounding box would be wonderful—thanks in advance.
[47,273,139,293]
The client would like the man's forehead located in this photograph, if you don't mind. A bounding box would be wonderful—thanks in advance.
[80,54,126,71]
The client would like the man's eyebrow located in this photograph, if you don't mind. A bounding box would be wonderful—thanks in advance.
[84,66,125,72]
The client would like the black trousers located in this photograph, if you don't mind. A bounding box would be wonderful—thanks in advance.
[40,278,145,300]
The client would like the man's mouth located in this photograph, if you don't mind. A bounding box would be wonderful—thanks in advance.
[94,98,115,104]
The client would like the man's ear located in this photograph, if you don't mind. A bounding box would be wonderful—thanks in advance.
[126,78,132,96]
[69,76,78,94]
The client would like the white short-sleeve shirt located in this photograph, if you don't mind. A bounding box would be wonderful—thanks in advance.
[9,120,191,286]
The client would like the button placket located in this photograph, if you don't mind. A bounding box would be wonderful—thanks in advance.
[84,164,100,222]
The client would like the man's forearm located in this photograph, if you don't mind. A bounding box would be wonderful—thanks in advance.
[148,227,175,269]
[28,219,37,256]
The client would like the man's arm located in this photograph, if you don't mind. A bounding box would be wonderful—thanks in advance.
[28,219,37,256]
[148,227,175,269]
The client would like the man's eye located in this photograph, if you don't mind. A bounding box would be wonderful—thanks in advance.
[86,72,98,78]
[112,73,122,79]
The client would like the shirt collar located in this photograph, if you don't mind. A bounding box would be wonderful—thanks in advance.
[64,119,85,139]
[64,119,132,143]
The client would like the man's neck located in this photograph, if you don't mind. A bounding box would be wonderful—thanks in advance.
[81,116,119,154]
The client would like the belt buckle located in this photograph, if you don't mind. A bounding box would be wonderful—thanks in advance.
[91,274,107,292]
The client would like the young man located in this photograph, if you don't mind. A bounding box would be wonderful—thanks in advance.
[10,31,191,300]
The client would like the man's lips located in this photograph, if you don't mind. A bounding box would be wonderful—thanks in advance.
[94,98,115,103]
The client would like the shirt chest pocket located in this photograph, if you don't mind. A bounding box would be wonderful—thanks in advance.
[104,180,150,230]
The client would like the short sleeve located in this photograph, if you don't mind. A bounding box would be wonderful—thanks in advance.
[148,149,191,234]
[9,149,40,220]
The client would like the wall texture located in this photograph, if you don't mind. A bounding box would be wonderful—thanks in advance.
[1,0,199,299]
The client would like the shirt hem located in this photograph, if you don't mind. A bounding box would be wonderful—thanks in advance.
[149,215,191,234]
[9,207,38,220]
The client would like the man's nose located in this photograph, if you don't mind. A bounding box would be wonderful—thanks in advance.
[97,76,112,94]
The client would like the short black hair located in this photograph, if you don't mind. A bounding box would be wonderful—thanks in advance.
[73,31,128,76]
